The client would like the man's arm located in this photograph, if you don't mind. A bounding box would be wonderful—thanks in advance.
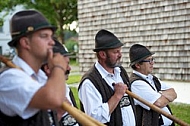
[108,83,127,114]
[161,88,177,102]
[154,88,177,108]
[79,79,111,123]
[30,52,67,109]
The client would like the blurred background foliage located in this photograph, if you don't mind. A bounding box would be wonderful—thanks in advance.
[0,0,78,44]
[0,0,79,61]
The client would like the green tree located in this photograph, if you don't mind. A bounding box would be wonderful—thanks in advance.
[0,0,78,44]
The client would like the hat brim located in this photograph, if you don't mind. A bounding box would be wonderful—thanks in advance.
[56,51,71,57]
[93,42,123,52]
[129,52,155,66]
[8,25,57,47]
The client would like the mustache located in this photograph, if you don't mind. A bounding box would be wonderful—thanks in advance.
[65,70,70,75]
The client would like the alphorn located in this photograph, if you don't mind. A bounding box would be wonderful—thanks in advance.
[126,90,190,126]
[0,55,105,126]
[0,56,20,69]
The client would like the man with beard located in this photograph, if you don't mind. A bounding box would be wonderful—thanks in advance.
[78,29,136,126]
[41,39,80,126]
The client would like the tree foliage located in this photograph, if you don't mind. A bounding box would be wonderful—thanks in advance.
[0,0,78,43]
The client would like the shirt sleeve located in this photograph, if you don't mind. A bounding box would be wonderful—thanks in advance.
[160,80,172,90]
[0,68,42,119]
[78,79,110,123]
[131,80,161,110]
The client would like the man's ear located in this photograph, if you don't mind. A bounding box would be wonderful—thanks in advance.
[135,63,141,69]
[99,51,106,59]
[19,37,30,50]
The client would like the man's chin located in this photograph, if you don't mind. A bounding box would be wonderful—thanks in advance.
[114,62,122,67]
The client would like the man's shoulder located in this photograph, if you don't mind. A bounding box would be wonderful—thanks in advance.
[0,66,10,74]
[129,73,145,83]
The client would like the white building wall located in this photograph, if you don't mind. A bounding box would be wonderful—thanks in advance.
[0,5,24,56]
[0,12,11,56]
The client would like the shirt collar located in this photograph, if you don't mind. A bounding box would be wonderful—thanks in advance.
[133,70,153,80]
[12,55,47,81]
[95,61,121,79]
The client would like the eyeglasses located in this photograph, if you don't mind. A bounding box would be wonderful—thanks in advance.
[141,58,155,64]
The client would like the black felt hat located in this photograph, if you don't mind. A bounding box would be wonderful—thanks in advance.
[8,10,56,47]
[53,39,70,56]
[93,29,123,52]
[129,44,155,66]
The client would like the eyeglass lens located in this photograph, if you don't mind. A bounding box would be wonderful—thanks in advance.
[141,58,155,63]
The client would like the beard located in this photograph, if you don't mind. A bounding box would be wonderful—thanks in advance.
[105,53,122,68]
[65,70,70,75]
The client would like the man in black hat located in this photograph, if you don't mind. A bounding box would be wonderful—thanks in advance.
[78,29,136,126]
[41,39,80,126]
[0,10,67,126]
[129,44,177,126]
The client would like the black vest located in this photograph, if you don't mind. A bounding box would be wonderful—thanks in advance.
[0,110,57,126]
[78,65,136,126]
[129,73,175,126]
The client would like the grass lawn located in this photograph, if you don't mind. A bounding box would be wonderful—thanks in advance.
[169,102,190,125]
[70,87,81,108]
[67,74,82,84]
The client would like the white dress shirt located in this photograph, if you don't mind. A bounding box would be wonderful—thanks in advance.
[79,61,136,126]
[131,70,173,125]
[0,55,46,119]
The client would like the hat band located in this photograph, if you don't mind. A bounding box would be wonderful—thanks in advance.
[131,52,152,63]
[11,22,53,36]
[95,40,123,49]
[104,40,123,48]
